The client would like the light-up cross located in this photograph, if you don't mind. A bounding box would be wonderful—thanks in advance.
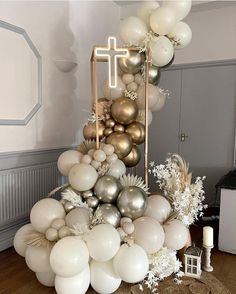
[95,37,129,88]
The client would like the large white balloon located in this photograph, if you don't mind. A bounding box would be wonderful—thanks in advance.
[68,163,98,192]
[150,6,177,36]
[136,109,153,126]
[150,36,174,67]
[103,76,126,100]
[120,16,148,45]
[55,265,90,294]
[137,83,160,110]
[137,1,160,28]
[144,195,171,224]
[65,207,90,231]
[113,244,149,283]
[50,236,89,277]
[163,0,192,21]
[164,219,188,250]
[168,21,192,49]
[14,223,33,257]
[85,224,120,262]
[36,270,55,287]
[30,199,65,233]
[107,159,126,179]
[57,150,82,176]
[151,91,166,112]
[90,259,121,294]
[25,245,52,273]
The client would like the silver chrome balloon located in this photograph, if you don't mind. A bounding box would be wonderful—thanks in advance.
[117,186,147,220]
[86,196,99,208]
[94,175,121,203]
[97,204,121,228]
[82,190,93,199]
[119,51,145,74]
[147,65,161,85]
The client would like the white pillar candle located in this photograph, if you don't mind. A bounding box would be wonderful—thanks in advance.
[203,226,214,247]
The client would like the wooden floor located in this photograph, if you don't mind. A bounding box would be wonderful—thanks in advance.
[1,221,236,293]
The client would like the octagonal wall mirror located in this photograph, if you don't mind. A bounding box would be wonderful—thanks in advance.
[0,20,42,125]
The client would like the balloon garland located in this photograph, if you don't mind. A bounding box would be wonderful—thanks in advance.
[13,2,207,294]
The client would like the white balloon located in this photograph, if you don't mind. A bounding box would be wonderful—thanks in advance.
[137,83,160,109]
[103,76,126,100]
[55,265,90,294]
[151,91,166,112]
[57,150,82,176]
[93,150,106,162]
[107,159,126,179]
[90,259,121,294]
[144,195,171,223]
[25,245,52,273]
[68,163,98,192]
[127,82,138,92]
[14,224,33,257]
[65,207,90,231]
[81,154,92,164]
[50,236,89,277]
[150,36,174,67]
[163,0,192,21]
[168,21,192,49]
[30,198,65,233]
[164,219,188,250]
[122,73,134,85]
[120,16,148,45]
[150,6,177,35]
[85,224,120,262]
[113,244,149,283]
[137,1,160,28]
[134,73,143,85]
[36,270,55,287]
[136,109,153,126]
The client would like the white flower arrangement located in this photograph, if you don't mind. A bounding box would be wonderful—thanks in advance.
[149,154,207,227]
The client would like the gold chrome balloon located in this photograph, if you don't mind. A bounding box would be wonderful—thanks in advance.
[125,122,145,145]
[106,132,132,159]
[104,128,114,137]
[105,118,116,128]
[119,51,145,74]
[122,145,141,167]
[111,97,138,125]
[114,124,125,133]
[83,121,105,140]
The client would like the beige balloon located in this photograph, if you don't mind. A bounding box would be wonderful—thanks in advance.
[45,228,59,242]
[164,219,188,250]
[137,83,160,110]
[36,270,55,287]
[25,245,52,272]
[57,150,82,176]
[14,223,34,257]
[51,218,65,230]
[144,195,171,224]
[137,1,160,28]
[30,198,65,233]
[151,91,166,112]
[103,76,126,100]
[136,109,153,126]
[65,207,90,231]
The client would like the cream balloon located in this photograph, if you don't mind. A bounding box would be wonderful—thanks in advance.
[103,76,125,100]
[151,91,166,112]
[93,150,106,162]
[127,82,138,92]
[163,0,192,21]
[137,1,160,28]
[68,163,98,192]
[150,36,174,67]
[55,265,90,294]
[14,223,33,257]
[134,73,143,85]
[50,236,89,277]
[85,224,120,262]
[30,198,65,233]
[132,216,165,254]
[120,16,148,45]
[25,245,52,273]
[102,144,114,156]
[107,159,126,179]
[168,21,192,49]
[150,6,177,35]
[164,219,188,250]
[144,195,171,224]
[137,83,160,109]
[65,207,90,231]
[57,150,82,176]
[90,259,121,294]
[122,73,134,85]
[113,244,149,283]
[36,270,55,287]
[136,109,153,126]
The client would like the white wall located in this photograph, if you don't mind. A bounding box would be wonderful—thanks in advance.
[0,1,120,153]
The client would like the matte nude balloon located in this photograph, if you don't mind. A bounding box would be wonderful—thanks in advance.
[136,109,153,126]
[36,270,55,287]
[168,21,192,49]
[25,245,52,273]
[137,83,160,110]
[107,159,126,179]
[132,216,165,254]
[65,207,90,230]
[163,0,192,21]
[144,195,171,224]
[164,219,188,250]
[14,223,33,257]
[137,1,160,28]
[103,76,126,100]
[57,150,82,176]
[150,36,174,67]
[151,92,166,112]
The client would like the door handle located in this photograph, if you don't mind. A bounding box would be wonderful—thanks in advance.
[179,132,189,142]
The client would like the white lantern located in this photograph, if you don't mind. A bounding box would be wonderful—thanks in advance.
[184,244,202,279]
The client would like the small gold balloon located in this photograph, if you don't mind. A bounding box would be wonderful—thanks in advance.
[104,128,114,137]
[106,132,132,159]
[83,121,105,140]
[111,97,138,125]
[114,124,125,132]
[125,122,145,145]
[105,118,116,128]
[122,145,141,167]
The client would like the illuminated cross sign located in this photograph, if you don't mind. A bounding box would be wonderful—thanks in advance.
[95,36,129,88]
